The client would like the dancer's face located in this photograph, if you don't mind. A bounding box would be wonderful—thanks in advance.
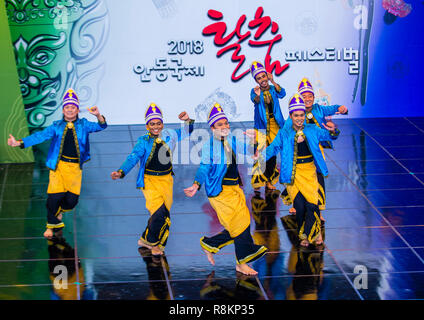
[301,92,314,110]
[63,104,79,121]
[255,72,269,89]
[212,118,230,138]
[146,119,164,136]
[290,110,306,129]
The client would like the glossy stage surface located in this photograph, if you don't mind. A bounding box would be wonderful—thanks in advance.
[1,117,424,300]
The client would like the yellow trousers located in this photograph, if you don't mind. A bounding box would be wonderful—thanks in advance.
[47,161,82,195]
[208,185,251,238]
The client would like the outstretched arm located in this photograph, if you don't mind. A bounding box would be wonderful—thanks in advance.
[111,139,145,180]
[19,125,56,148]
[184,142,211,197]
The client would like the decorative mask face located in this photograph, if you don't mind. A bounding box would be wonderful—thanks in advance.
[7,0,109,129]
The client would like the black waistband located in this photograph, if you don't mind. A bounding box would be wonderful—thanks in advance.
[222,178,240,186]
[296,156,314,164]
[145,167,173,176]
[60,156,79,163]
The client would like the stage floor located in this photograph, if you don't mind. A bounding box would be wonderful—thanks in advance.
[1,117,424,300]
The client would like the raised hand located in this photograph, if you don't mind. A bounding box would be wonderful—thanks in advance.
[335,105,348,114]
[267,72,274,83]
[88,106,100,116]
[178,111,190,121]
[7,134,21,147]
[110,171,122,180]
[184,184,199,197]
[297,135,305,143]
[254,86,261,96]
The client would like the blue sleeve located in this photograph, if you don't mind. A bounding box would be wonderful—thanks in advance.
[250,88,258,103]
[118,138,145,175]
[194,142,211,187]
[261,129,283,161]
[22,124,56,148]
[320,104,340,117]
[274,85,286,99]
[316,126,340,142]
[84,118,107,133]
[174,120,195,142]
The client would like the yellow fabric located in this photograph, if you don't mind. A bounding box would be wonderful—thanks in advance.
[267,117,279,144]
[47,161,82,195]
[319,144,326,160]
[251,117,280,188]
[142,173,173,215]
[208,185,251,238]
[285,161,319,205]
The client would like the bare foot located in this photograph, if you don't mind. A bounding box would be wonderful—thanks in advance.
[289,207,296,215]
[300,239,309,247]
[202,248,215,266]
[236,264,258,275]
[137,239,153,249]
[44,229,53,239]
[266,182,276,190]
[151,245,164,256]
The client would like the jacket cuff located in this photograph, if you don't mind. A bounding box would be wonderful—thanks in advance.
[330,128,340,138]
[98,115,107,125]
[118,169,125,178]
[18,139,25,149]
[194,180,201,190]
[274,83,282,93]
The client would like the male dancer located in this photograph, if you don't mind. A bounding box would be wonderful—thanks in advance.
[8,89,107,238]
[250,61,286,190]
[111,103,194,256]
[184,103,268,275]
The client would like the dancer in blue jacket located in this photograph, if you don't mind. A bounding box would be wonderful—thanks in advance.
[111,103,194,256]
[7,88,107,238]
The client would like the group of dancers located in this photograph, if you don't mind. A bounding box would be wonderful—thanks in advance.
[7,61,348,276]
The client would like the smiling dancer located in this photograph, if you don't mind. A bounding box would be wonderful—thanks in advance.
[257,94,339,246]
[283,78,347,216]
[184,103,268,275]
[7,88,107,238]
[111,103,194,256]
[250,61,286,191]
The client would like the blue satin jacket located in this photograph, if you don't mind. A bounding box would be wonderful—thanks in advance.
[283,103,340,148]
[261,124,339,183]
[22,117,107,170]
[250,85,287,130]
[119,123,194,189]
[194,135,254,197]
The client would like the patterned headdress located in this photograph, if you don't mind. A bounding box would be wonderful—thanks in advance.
[62,88,79,108]
[298,78,314,95]
[145,103,163,124]
[208,102,227,127]
[288,93,306,114]
[251,61,267,79]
